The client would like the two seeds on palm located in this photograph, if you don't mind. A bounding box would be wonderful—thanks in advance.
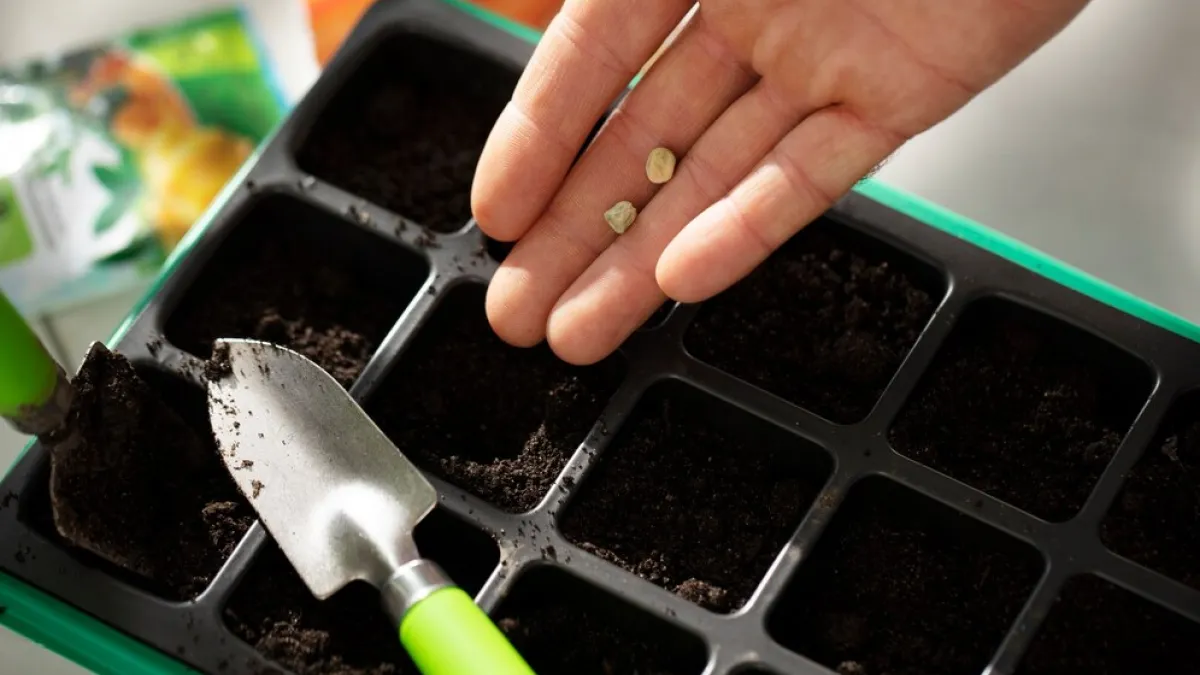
[604,147,676,235]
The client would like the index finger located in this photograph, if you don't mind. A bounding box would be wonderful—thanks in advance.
[471,0,695,241]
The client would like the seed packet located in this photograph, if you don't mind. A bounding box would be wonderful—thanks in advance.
[0,6,287,316]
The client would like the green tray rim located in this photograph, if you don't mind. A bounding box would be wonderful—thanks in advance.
[4,1,1200,673]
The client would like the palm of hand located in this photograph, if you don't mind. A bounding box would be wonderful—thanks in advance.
[472,0,1089,364]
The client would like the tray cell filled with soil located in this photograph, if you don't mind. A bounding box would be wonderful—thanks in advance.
[1100,390,1200,590]
[767,476,1043,675]
[297,33,518,233]
[365,283,624,513]
[492,566,708,675]
[560,380,831,613]
[225,508,497,675]
[1016,575,1200,674]
[165,195,426,389]
[684,219,943,424]
[22,351,252,601]
[889,298,1153,522]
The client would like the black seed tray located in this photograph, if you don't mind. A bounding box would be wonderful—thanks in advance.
[2,1,1200,674]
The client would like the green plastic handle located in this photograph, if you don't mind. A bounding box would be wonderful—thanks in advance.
[399,586,534,675]
[0,290,58,418]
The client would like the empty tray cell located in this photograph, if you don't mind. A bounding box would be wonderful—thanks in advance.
[561,380,831,613]
[890,298,1152,522]
[493,566,708,675]
[768,477,1042,675]
[165,195,426,388]
[1101,390,1200,590]
[297,33,517,232]
[226,508,498,675]
[21,353,251,601]
[366,283,623,513]
[1016,575,1200,674]
[684,219,942,424]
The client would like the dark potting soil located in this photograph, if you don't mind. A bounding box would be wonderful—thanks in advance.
[1016,575,1200,674]
[1100,397,1200,591]
[205,342,233,381]
[165,205,419,390]
[226,548,412,675]
[42,346,252,600]
[493,568,707,675]
[889,299,1152,522]
[226,510,497,675]
[561,384,829,613]
[684,219,938,424]
[769,478,1042,675]
[297,36,517,233]
[366,284,623,513]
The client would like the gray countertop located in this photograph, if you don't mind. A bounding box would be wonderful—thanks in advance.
[875,0,1200,327]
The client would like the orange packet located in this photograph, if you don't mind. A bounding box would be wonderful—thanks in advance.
[307,0,565,67]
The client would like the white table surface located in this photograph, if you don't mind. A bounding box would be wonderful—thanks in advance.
[3,0,1199,673]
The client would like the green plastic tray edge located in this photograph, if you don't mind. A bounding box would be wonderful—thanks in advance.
[6,2,1200,674]
[852,178,1200,346]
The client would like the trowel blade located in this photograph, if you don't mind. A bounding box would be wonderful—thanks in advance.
[206,338,436,600]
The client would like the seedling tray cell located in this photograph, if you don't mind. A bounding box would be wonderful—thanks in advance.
[2,0,1200,673]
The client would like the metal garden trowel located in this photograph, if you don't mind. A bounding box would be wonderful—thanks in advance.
[205,338,534,675]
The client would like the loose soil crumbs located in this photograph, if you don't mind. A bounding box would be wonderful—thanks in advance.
[890,299,1151,522]
[366,284,622,513]
[561,385,828,613]
[227,511,497,675]
[770,479,1042,675]
[45,346,252,599]
[226,547,415,675]
[297,36,516,233]
[166,213,416,389]
[205,342,233,381]
[1101,403,1200,591]
[1016,575,1200,674]
[494,570,706,675]
[685,220,937,424]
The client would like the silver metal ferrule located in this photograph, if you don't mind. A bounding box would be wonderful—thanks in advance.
[381,558,452,625]
[7,365,73,436]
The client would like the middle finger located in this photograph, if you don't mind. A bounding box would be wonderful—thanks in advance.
[485,11,756,348]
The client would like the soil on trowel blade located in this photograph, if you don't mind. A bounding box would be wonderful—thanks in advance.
[43,345,251,600]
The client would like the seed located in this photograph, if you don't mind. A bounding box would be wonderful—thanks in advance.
[604,201,637,234]
[645,147,676,184]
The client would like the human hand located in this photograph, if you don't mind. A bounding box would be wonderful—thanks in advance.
[471,0,1090,364]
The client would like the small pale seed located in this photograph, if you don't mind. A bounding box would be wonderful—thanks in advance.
[604,201,637,234]
[646,147,676,184]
